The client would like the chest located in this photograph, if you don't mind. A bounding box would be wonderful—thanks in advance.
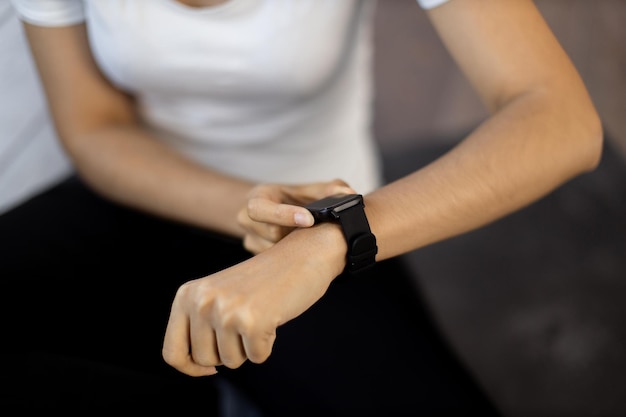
[174,0,230,6]
[85,0,363,100]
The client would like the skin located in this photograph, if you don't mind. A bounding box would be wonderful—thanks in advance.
[21,0,602,377]
[178,0,230,7]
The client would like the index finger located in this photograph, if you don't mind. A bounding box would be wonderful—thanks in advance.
[246,198,315,227]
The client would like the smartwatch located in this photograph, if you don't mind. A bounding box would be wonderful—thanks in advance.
[305,194,377,274]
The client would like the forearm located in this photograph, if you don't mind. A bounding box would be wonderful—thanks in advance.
[359,0,605,262]
[69,124,254,237]
[365,89,602,261]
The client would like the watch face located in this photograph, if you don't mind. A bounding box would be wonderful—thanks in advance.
[305,193,361,210]
[305,194,363,222]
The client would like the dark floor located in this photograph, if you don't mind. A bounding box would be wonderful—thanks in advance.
[381,138,626,417]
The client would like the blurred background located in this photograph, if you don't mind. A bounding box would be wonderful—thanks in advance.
[1,1,624,416]
[374,0,626,158]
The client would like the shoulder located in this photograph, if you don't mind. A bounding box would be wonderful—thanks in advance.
[9,0,85,27]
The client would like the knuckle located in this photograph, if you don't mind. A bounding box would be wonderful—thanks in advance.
[221,356,246,369]
[245,329,276,364]
[247,349,271,364]
[247,198,261,219]
[162,347,186,369]
[266,225,283,242]
[175,280,194,301]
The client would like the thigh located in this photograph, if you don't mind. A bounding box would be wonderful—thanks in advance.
[221,257,501,417]
[0,176,250,411]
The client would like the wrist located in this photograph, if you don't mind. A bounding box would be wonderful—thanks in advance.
[305,193,377,274]
[285,223,348,279]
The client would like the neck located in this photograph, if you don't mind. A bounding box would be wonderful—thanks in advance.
[175,0,229,8]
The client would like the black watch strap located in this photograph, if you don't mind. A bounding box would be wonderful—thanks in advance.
[337,200,378,273]
[305,194,378,274]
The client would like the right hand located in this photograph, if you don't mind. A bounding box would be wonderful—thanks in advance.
[237,179,356,254]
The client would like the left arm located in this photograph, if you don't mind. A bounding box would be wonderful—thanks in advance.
[365,0,602,259]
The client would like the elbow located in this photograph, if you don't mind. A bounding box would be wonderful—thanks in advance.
[577,109,604,174]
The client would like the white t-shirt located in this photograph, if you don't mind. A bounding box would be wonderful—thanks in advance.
[0,2,72,214]
[9,0,448,194]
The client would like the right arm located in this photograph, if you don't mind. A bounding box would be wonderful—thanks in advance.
[23,23,254,237]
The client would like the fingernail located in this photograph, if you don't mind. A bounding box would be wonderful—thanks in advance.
[294,212,313,227]
[204,367,218,376]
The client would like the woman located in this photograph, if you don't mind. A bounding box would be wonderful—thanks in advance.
[3,0,601,415]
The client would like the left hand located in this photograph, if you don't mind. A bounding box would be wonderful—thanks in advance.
[237,179,355,254]
[161,222,347,376]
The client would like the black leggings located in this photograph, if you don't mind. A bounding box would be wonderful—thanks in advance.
[1,176,500,416]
